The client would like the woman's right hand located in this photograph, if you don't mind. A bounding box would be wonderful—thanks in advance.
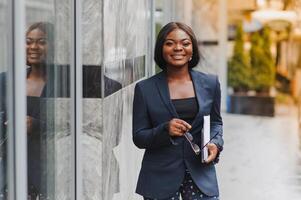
[167,118,191,137]
[27,116,34,134]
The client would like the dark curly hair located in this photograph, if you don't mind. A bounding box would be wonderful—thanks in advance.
[154,22,201,70]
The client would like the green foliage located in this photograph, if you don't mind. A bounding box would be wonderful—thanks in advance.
[228,24,275,94]
[228,24,252,92]
[250,27,275,92]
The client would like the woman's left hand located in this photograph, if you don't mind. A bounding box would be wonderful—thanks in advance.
[205,143,218,164]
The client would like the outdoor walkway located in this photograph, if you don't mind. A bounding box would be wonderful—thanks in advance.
[217,105,301,200]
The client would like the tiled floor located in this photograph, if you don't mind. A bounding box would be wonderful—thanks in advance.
[217,105,301,200]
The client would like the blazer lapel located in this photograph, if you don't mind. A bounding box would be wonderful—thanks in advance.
[190,70,208,125]
[155,72,179,118]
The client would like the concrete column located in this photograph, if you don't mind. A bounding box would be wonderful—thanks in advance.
[218,0,228,111]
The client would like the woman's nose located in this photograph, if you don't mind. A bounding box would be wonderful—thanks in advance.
[28,41,39,49]
[30,43,38,49]
[174,43,183,51]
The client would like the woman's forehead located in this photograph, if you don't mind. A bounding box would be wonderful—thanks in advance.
[165,29,191,40]
[27,28,46,37]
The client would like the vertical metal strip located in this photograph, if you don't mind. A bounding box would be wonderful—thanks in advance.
[100,1,104,199]
[70,0,83,199]
[7,0,27,199]
[75,0,83,199]
[6,0,15,198]
[101,0,105,99]
[70,0,76,199]
[149,0,155,76]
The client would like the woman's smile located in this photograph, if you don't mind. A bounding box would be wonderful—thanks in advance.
[28,52,41,58]
[171,54,186,59]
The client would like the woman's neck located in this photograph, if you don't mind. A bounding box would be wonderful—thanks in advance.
[28,64,46,80]
[166,65,191,82]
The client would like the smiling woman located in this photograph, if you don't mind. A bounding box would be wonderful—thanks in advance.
[26,22,53,97]
[132,22,224,200]
[24,20,72,199]
[25,22,63,200]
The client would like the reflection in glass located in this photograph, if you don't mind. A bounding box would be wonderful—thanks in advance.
[104,61,123,97]
[133,55,146,81]
[104,55,145,96]
[25,22,55,200]
[0,0,9,199]
[124,58,134,86]
[26,0,73,198]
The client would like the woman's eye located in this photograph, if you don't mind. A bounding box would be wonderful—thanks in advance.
[37,40,47,45]
[25,38,47,45]
[183,42,191,47]
[165,42,173,46]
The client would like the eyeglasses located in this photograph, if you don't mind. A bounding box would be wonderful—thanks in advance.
[184,132,200,155]
[183,131,220,155]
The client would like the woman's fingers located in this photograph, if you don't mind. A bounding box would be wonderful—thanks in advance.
[174,118,192,130]
[169,124,184,136]
[168,118,192,136]
[205,143,218,164]
[27,116,34,134]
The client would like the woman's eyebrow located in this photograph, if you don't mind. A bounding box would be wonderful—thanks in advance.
[164,38,191,42]
[26,37,47,39]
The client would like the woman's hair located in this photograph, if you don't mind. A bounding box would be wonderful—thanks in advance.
[26,22,55,64]
[154,22,201,70]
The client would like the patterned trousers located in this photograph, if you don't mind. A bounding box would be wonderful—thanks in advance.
[144,170,219,200]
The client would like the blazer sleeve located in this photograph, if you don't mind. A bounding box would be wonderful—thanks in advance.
[210,76,224,163]
[132,83,172,149]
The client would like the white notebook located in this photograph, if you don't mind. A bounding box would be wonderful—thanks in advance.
[202,115,210,163]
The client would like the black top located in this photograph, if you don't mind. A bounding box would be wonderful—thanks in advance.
[172,97,198,125]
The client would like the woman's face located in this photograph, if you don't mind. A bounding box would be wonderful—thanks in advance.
[26,28,48,65]
[162,28,193,69]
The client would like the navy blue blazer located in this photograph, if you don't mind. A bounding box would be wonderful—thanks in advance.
[132,70,224,199]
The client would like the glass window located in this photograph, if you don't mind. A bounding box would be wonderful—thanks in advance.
[25,0,73,199]
[0,0,9,198]
[81,0,103,199]
[102,1,150,199]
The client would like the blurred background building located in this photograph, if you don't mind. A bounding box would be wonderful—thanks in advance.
[0,0,301,200]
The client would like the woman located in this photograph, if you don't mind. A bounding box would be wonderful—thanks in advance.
[0,21,58,199]
[132,22,224,200]
[26,22,60,200]
[26,22,122,199]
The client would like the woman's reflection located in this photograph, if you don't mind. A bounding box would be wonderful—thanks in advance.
[26,22,55,200]
[0,21,122,199]
[25,22,121,199]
